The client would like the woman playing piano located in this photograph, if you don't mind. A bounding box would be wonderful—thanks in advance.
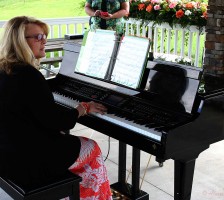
[0,16,112,200]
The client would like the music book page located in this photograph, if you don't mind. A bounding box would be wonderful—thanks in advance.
[111,36,150,88]
[75,29,116,79]
[74,30,150,89]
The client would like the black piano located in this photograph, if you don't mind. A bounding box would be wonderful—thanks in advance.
[47,41,224,200]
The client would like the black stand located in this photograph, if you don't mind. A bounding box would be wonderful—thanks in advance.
[111,141,149,200]
[104,35,121,81]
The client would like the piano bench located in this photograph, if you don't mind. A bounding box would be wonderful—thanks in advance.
[0,171,82,200]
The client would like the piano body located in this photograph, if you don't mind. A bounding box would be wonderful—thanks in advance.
[47,41,224,200]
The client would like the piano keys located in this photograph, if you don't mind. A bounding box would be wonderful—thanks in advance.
[47,41,224,200]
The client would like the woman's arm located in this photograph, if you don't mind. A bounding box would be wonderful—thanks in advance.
[85,2,101,17]
[111,2,130,19]
[24,67,106,131]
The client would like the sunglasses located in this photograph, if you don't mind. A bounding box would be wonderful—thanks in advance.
[25,34,47,41]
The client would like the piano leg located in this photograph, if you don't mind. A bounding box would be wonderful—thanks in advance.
[111,141,149,200]
[132,147,141,196]
[118,141,127,191]
[155,157,165,167]
[174,159,196,200]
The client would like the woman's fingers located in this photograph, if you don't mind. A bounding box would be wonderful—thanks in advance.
[89,101,107,114]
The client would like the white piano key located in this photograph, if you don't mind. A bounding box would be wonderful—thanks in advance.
[53,92,79,107]
[91,112,162,141]
[53,92,162,142]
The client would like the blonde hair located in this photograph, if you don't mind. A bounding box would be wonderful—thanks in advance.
[0,16,49,74]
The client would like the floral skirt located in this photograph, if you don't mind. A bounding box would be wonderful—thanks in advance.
[69,137,112,200]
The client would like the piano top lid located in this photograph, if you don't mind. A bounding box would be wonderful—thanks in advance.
[146,60,203,80]
[143,61,203,114]
[198,74,224,99]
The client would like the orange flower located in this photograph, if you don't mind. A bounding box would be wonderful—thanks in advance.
[185,2,194,9]
[138,3,145,11]
[146,4,153,13]
[202,11,207,19]
[176,9,184,18]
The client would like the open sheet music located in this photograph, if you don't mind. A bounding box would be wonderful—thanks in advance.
[75,29,150,89]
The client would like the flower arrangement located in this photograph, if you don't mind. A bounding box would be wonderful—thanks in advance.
[154,53,192,66]
[127,0,208,29]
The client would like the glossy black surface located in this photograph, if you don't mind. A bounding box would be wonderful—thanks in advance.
[48,43,224,158]
[47,42,224,200]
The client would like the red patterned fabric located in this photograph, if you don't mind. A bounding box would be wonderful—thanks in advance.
[69,137,112,200]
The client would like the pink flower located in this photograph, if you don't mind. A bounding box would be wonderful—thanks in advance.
[169,2,177,9]
[154,5,161,10]
[151,0,161,4]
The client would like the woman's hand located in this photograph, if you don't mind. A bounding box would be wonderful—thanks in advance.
[100,13,113,20]
[100,2,129,20]
[88,101,107,114]
[76,101,107,117]
[94,10,101,17]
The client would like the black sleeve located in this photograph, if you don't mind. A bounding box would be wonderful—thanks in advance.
[20,66,79,131]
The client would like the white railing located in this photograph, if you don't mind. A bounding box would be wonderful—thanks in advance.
[41,17,89,38]
[124,18,205,67]
[40,17,89,64]
[0,17,205,67]
[0,17,90,38]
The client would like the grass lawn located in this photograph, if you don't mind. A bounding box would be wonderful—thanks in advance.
[0,0,87,20]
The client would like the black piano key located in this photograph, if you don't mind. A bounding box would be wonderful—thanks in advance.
[145,123,157,128]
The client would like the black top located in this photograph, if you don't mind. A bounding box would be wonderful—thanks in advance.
[0,64,81,185]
